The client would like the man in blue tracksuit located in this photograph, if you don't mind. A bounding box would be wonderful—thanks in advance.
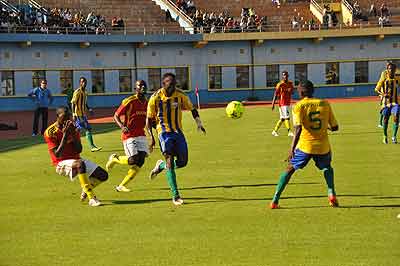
[28,79,53,136]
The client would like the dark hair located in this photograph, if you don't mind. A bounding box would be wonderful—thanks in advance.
[56,106,70,116]
[162,72,176,80]
[299,80,314,96]
[387,62,397,69]
[79,77,87,82]
[282,70,289,75]
[137,80,147,88]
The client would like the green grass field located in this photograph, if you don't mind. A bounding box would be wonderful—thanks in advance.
[1,101,400,266]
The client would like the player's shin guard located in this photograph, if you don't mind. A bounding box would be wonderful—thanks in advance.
[322,167,336,196]
[166,167,179,198]
[78,173,95,200]
[119,166,139,187]
[284,119,291,131]
[274,120,283,132]
[392,123,399,138]
[86,131,96,148]
[272,171,292,203]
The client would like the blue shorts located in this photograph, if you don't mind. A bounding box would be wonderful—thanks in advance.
[290,149,332,170]
[382,104,400,117]
[74,116,92,131]
[159,132,188,167]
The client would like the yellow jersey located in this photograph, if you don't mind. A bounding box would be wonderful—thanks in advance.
[147,88,194,135]
[71,88,87,117]
[375,72,400,108]
[292,97,338,155]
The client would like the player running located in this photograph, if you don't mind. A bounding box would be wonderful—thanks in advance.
[271,71,294,137]
[44,106,108,207]
[375,63,400,144]
[71,77,102,152]
[105,80,150,192]
[146,73,206,206]
[270,80,339,209]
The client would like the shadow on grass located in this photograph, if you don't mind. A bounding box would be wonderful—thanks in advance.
[153,182,319,191]
[0,123,118,153]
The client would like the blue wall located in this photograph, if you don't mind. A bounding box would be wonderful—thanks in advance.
[0,33,396,111]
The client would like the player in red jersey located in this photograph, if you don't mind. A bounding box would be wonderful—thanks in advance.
[106,80,154,192]
[271,71,295,137]
[44,106,108,207]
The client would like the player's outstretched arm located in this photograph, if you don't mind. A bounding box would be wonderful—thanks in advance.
[191,109,206,134]
[288,125,302,160]
[145,117,156,152]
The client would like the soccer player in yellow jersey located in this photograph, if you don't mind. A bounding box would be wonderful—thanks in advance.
[146,73,206,206]
[375,63,400,144]
[270,80,339,209]
[71,77,102,152]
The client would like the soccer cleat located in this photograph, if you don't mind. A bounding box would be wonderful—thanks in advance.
[392,137,397,144]
[80,191,88,201]
[397,213,400,219]
[91,146,102,152]
[272,130,279,137]
[328,195,339,207]
[378,124,383,128]
[383,137,388,144]
[149,159,164,180]
[270,202,279,209]
[288,132,294,137]
[88,198,102,207]
[32,133,37,137]
[115,185,131,192]
[106,153,118,171]
[172,197,184,206]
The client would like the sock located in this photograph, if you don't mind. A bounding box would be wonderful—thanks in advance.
[86,131,96,148]
[78,173,95,200]
[379,113,384,126]
[158,160,180,170]
[119,166,139,187]
[113,155,129,165]
[89,177,103,188]
[274,120,283,132]
[166,167,179,198]
[393,123,399,138]
[284,119,291,131]
[323,167,336,196]
[383,122,388,137]
[272,171,292,203]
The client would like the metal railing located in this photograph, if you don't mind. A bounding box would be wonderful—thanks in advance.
[0,20,399,36]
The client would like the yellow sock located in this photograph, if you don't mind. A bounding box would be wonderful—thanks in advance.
[274,120,283,131]
[119,166,140,187]
[89,177,103,188]
[78,173,95,200]
[113,155,129,165]
[284,119,291,131]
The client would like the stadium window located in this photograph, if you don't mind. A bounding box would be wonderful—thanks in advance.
[1,71,15,96]
[119,69,132,92]
[294,64,308,85]
[175,67,189,91]
[209,66,222,89]
[266,65,280,87]
[91,70,105,93]
[354,61,369,83]
[32,70,46,88]
[236,66,249,88]
[148,68,161,91]
[60,70,73,92]
[325,63,340,84]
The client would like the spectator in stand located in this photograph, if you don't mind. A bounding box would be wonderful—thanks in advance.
[369,3,377,17]
[380,3,390,17]
[291,14,300,29]
[378,15,390,27]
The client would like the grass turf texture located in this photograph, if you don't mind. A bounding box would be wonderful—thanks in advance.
[1,101,399,266]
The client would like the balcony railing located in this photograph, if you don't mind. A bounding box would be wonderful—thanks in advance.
[0,21,398,36]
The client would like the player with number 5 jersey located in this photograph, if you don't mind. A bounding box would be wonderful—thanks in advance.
[269,80,339,209]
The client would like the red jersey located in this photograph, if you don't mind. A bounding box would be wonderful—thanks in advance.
[115,95,148,141]
[44,122,81,165]
[275,80,294,106]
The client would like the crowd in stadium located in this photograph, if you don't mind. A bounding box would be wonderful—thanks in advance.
[350,1,392,27]
[0,4,112,34]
